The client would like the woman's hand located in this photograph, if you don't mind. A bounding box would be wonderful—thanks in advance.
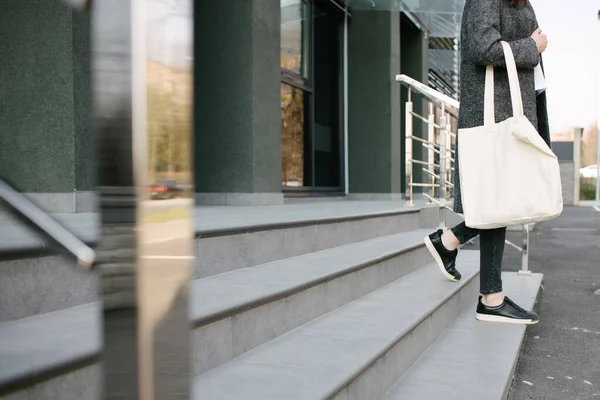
[531,28,548,53]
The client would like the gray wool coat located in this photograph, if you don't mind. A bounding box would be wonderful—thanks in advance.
[453,0,551,214]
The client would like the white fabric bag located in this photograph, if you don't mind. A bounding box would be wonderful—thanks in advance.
[458,41,563,229]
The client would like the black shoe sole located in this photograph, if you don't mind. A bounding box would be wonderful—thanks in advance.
[424,236,459,282]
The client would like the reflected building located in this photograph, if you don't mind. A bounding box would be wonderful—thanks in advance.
[405,0,465,99]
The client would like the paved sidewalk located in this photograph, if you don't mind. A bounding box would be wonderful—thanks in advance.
[501,207,600,399]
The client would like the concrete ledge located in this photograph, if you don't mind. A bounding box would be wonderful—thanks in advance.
[0,203,416,255]
[191,252,481,399]
[195,202,419,238]
[0,201,419,260]
[195,193,284,206]
[13,192,97,214]
[191,230,431,374]
[347,193,405,201]
[195,209,421,278]
[386,272,544,400]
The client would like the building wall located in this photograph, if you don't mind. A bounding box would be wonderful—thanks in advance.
[0,3,434,208]
[194,0,283,205]
[347,11,402,198]
[552,142,575,205]
[559,161,575,206]
[0,1,94,212]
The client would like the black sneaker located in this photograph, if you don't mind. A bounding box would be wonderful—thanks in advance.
[424,229,461,282]
[476,296,539,325]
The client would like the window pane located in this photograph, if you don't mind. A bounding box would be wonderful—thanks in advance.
[281,0,309,77]
[313,4,341,187]
[281,83,305,187]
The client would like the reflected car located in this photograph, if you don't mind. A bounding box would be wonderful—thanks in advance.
[580,165,599,179]
[148,180,181,199]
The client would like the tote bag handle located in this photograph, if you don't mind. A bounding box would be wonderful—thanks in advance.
[483,41,526,126]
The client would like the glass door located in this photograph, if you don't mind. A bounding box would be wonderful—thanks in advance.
[280,0,344,193]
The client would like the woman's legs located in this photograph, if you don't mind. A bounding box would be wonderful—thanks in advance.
[444,222,506,307]
[448,222,479,248]
[433,222,539,324]
[478,227,506,305]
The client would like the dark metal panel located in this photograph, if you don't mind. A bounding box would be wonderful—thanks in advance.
[552,142,575,162]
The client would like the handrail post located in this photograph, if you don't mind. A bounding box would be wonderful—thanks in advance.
[406,93,414,206]
[573,127,583,206]
[439,112,447,229]
[428,103,435,201]
[445,118,453,227]
[518,224,532,276]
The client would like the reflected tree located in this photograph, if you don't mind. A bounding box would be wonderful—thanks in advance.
[281,83,304,186]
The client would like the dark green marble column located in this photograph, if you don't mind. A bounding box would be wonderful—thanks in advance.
[194,0,283,205]
[347,11,402,199]
[0,1,94,212]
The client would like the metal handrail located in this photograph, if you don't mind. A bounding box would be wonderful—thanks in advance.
[408,135,434,145]
[0,179,95,268]
[409,159,440,168]
[410,111,442,128]
[422,143,441,155]
[396,74,459,116]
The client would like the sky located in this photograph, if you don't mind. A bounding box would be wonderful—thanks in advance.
[531,0,600,134]
[146,0,193,69]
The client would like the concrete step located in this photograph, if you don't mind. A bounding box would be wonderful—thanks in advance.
[0,303,100,398]
[0,255,98,323]
[385,272,543,400]
[190,229,432,375]
[0,229,432,396]
[0,212,98,324]
[194,202,420,278]
[0,202,421,322]
[191,251,480,400]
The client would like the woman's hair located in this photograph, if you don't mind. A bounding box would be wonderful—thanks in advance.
[508,0,528,7]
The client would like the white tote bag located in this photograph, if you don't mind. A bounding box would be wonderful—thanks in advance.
[458,41,563,229]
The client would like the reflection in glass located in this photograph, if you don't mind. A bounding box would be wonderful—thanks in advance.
[313,4,341,187]
[281,83,305,187]
[281,0,309,76]
[147,64,192,192]
[146,0,193,194]
[140,0,194,396]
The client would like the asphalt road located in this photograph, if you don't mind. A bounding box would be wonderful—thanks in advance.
[468,207,600,399]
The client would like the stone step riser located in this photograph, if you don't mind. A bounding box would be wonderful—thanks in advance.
[192,244,431,376]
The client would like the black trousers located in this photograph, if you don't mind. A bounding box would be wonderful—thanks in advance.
[450,222,506,295]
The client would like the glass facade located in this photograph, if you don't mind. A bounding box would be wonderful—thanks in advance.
[312,3,342,187]
[280,0,344,191]
[281,83,306,187]
[281,0,310,77]
[348,0,464,98]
